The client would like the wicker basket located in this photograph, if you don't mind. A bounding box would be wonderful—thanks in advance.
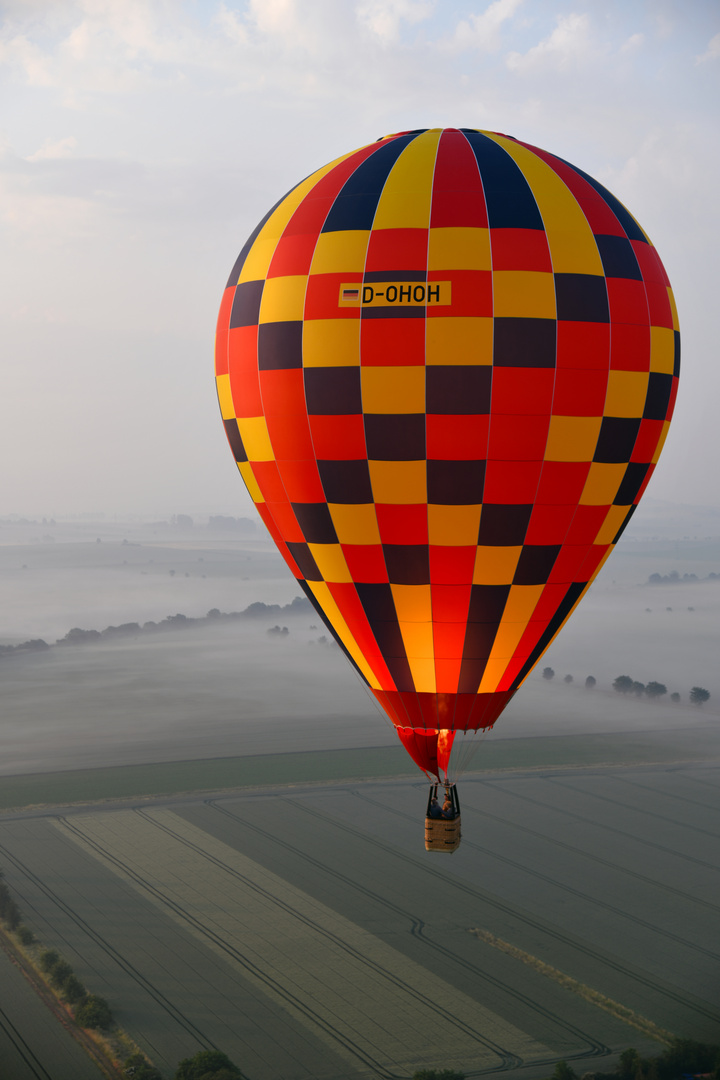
[425,814,462,852]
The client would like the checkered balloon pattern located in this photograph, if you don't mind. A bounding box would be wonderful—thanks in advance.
[215,128,679,779]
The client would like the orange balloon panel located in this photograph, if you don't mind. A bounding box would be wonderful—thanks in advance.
[215,128,679,778]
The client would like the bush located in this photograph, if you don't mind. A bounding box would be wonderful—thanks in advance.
[40,949,61,973]
[690,686,710,706]
[659,1037,720,1077]
[75,994,113,1030]
[62,975,87,1005]
[15,924,35,945]
[49,959,75,989]
[0,879,21,930]
[553,1063,577,1080]
[613,1039,720,1080]
[645,682,667,699]
[174,1050,243,1078]
[542,667,554,680]
[613,675,633,694]
[412,1072,465,1080]
[0,896,20,930]
[616,1048,640,1080]
[124,1052,163,1079]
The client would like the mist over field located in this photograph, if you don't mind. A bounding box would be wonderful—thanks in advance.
[0,503,718,777]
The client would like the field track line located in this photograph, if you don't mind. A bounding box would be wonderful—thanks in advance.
[483,780,720,873]
[435,803,720,964]
[0,927,123,1079]
[0,834,219,1059]
[546,776,720,842]
[132,807,534,1076]
[457,792,720,917]
[316,790,720,1031]
[0,1002,53,1080]
[610,772,720,813]
[206,798,610,1066]
[58,811,493,1079]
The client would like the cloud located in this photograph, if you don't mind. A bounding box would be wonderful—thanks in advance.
[506,11,593,71]
[621,32,644,53]
[26,135,78,161]
[450,0,523,53]
[355,0,434,45]
[696,31,720,64]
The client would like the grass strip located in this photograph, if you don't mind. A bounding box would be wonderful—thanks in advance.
[0,747,416,810]
[0,730,711,811]
[469,928,673,1046]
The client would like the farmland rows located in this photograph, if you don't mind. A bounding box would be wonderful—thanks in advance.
[206,798,610,1067]
[0,836,220,1056]
[0,926,109,1080]
[315,789,720,1035]
[546,776,720,842]
[610,772,720,814]
[460,794,720,918]
[451,804,720,965]
[462,784,720,918]
[0,1003,53,1080]
[59,808,544,1078]
[0,818,362,1079]
[483,780,720,873]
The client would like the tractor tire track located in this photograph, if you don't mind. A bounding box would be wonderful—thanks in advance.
[206,798,609,1068]
[324,789,720,1032]
[482,780,720,874]
[132,808,520,1076]
[0,1003,53,1080]
[0,834,219,1058]
[545,777,720,843]
[461,798,720,917]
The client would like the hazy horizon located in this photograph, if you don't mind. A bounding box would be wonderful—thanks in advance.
[0,502,717,778]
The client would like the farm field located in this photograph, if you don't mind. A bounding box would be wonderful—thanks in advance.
[0,940,106,1080]
[0,717,719,811]
[0,759,719,1080]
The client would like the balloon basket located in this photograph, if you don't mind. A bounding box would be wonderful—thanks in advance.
[425,782,462,853]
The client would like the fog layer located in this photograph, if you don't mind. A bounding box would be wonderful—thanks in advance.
[0,517,717,776]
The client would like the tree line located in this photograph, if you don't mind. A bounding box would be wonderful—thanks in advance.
[4,869,720,1080]
[647,570,720,584]
[551,1038,720,1080]
[410,1042,720,1080]
[1,870,243,1079]
[0,597,312,659]
[542,667,711,706]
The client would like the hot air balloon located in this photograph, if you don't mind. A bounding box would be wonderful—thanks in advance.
[215,128,679,850]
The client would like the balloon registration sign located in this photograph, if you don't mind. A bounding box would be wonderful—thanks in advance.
[215,127,679,784]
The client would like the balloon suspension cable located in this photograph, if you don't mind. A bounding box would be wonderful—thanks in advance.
[447,725,492,781]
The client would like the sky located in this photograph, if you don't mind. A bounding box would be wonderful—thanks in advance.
[1,0,718,518]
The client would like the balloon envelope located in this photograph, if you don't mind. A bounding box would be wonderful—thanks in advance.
[215,128,679,780]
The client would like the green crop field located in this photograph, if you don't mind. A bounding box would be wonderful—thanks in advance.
[0,943,106,1080]
[0,752,719,1080]
[1,723,718,812]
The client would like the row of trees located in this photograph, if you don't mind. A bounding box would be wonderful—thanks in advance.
[412,1044,720,1080]
[39,949,113,1028]
[613,675,710,705]
[1,872,113,1029]
[541,667,711,705]
[552,1038,720,1080]
[0,598,313,660]
[647,570,720,584]
[1,870,244,1080]
[125,1048,242,1079]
